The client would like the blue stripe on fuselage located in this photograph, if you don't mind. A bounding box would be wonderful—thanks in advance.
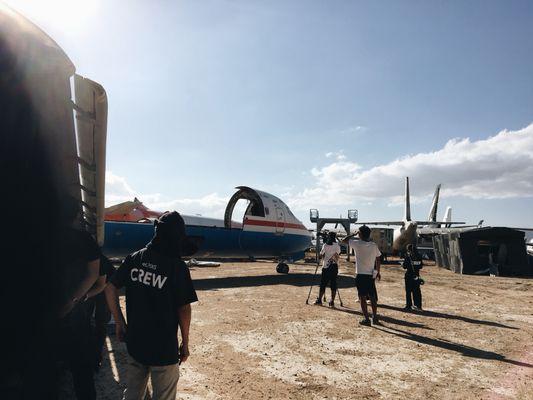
[103,221,311,260]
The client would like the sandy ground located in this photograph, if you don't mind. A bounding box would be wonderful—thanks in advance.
[73,258,532,399]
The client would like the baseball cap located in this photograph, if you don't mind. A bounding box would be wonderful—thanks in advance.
[154,211,199,256]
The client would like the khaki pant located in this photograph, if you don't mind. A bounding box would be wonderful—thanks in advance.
[123,358,180,400]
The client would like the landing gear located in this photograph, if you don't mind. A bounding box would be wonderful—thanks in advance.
[276,262,289,274]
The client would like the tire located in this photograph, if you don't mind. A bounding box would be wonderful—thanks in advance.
[276,263,289,274]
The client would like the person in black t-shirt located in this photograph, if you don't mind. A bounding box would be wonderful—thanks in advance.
[402,244,424,310]
[87,254,115,370]
[57,197,102,400]
[105,211,198,400]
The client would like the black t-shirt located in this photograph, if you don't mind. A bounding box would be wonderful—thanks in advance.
[60,228,101,301]
[403,253,423,277]
[99,255,115,281]
[110,247,198,366]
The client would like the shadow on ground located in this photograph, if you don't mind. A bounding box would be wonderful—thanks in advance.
[373,325,533,368]
[193,272,356,291]
[379,304,518,330]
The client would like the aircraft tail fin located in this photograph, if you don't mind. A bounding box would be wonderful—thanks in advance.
[404,177,411,221]
[443,206,452,227]
[427,184,441,222]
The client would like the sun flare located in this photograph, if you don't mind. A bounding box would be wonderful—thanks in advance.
[4,0,101,33]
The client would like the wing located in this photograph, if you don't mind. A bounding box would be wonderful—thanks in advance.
[355,221,405,226]
[415,221,465,225]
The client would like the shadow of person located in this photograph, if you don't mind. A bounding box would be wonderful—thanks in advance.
[193,272,356,291]
[373,325,533,368]
[325,305,433,330]
[378,304,518,330]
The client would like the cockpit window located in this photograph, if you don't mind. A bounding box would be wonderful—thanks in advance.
[246,201,265,217]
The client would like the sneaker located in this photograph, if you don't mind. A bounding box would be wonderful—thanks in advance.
[372,315,379,325]
[359,318,371,326]
[314,298,322,305]
[404,306,412,311]
[329,300,335,308]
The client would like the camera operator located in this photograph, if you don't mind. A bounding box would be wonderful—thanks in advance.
[402,244,424,310]
[314,232,341,307]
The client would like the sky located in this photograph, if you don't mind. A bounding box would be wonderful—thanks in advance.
[6,0,533,229]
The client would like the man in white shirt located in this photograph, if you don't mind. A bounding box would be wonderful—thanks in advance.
[314,232,341,307]
[348,225,381,326]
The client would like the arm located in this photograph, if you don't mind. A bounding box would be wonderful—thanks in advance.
[341,232,358,245]
[60,259,100,316]
[86,275,106,298]
[73,259,100,300]
[105,283,127,341]
[177,304,192,363]
[374,256,381,281]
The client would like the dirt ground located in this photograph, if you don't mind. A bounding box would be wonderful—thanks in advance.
[87,258,533,399]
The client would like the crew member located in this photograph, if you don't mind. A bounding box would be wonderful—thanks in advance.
[348,226,381,326]
[105,211,198,400]
[403,244,423,310]
[314,232,341,307]
[58,197,102,400]
[87,254,115,370]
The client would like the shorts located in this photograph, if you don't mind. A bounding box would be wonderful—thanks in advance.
[320,263,338,291]
[355,274,375,298]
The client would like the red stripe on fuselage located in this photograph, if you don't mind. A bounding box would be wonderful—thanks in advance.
[244,218,307,231]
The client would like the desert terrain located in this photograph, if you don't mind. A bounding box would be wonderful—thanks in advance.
[74,258,532,399]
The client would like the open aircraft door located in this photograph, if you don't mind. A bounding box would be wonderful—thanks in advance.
[275,207,285,234]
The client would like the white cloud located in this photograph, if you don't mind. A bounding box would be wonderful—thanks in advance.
[288,123,533,210]
[150,193,229,217]
[105,171,136,204]
[324,150,347,161]
[105,171,229,217]
[339,125,367,135]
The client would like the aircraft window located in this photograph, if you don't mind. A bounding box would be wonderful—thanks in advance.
[246,201,265,217]
[286,208,296,219]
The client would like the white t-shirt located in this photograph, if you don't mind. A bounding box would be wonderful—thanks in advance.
[320,243,341,267]
[349,239,381,275]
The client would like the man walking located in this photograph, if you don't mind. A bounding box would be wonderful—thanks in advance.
[105,211,198,400]
[348,226,381,326]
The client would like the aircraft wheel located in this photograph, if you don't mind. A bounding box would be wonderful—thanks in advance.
[276,262,289,274]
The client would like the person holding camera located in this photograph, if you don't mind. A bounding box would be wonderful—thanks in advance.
[403,244,424,310]
[314,232,341,307]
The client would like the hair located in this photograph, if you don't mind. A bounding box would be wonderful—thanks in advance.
[327,231,336,245]
[358,225,371,240]
[406,244,414,252]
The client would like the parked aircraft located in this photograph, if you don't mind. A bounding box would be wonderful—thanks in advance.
[354,177,465,253]
[103,186,312,272]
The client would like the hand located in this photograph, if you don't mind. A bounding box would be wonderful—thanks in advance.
[376,272,381,281]
[116,320,127,342]
[179,343,190,364]
[58,298,77,318]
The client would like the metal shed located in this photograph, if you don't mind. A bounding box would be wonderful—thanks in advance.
[433,227,530,276]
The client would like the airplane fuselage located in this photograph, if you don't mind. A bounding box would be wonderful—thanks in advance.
[103,187,313,262]
[103,220,311,261]
[392,220,418,253]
